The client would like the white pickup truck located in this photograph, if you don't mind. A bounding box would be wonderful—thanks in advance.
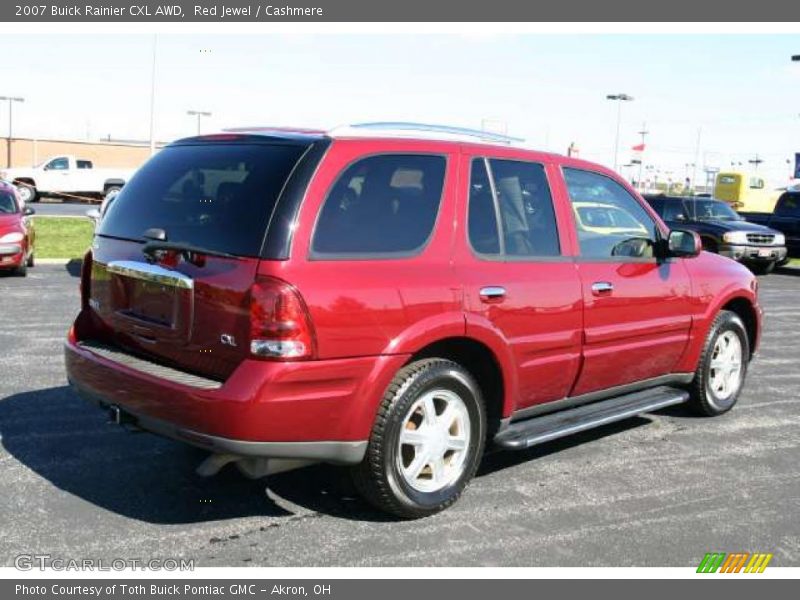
[0,155,135,204]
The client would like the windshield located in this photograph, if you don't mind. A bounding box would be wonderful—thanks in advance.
[690,199,742,221]
[0,190,18,214]
[97,142,308,256]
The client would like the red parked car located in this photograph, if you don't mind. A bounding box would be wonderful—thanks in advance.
[0,180,35,276]
[65,123,761,518]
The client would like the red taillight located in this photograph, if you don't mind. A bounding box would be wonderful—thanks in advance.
[80,249,93,310]
[249,277,316,360]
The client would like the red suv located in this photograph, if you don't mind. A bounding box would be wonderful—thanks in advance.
[65,123,761,518]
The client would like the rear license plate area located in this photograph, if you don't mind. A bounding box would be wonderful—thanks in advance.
[123,279,177,327]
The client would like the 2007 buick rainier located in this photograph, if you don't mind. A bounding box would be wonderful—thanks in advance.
[65,123,761,518]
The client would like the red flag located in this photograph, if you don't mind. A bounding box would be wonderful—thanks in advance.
[632,143,646,152]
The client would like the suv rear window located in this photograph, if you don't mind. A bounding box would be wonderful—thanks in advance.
[98,143,307,257]
[312,154,446,257]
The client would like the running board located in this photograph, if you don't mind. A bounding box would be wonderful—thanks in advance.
[494,386,689,450]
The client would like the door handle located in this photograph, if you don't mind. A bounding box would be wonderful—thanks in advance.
[479,286,506,303]
[591,281,614,295]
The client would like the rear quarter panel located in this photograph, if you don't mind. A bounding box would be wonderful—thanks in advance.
[260,138,465,360]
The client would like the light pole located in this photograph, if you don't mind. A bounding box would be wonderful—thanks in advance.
[148,35,158,156]
[187,110,211,135]
[0,96,24,168]
[607,93,634,172]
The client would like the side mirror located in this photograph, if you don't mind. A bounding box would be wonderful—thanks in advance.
[23,206,35,216]
[668,229,701,258]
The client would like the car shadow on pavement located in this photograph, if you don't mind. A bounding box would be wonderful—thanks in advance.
[478,417,650,476]
[65,259,82,277]
[0,385,396,524]
[775,267,800,277]
[1,385,659,524]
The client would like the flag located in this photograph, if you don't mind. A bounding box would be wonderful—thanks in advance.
[632,143,646,152]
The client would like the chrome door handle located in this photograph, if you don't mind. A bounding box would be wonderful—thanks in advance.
[479,286,506,303]
[591,281,614,295]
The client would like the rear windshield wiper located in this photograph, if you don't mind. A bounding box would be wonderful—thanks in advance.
[141,241,237,260]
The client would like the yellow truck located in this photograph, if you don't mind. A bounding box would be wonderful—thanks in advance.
[714,171,781,213]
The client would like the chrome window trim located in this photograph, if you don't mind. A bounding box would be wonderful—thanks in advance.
[106,260,194,290]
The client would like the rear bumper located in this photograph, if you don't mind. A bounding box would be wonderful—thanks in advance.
[71,381,366,463]
[719,244,787,263]
[65,329,407,464]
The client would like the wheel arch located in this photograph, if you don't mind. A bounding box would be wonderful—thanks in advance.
[405,336,507,439]
[103,178,126,191]
[721,296,759,359]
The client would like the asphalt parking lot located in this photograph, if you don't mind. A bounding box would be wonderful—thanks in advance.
[1,265,799,568]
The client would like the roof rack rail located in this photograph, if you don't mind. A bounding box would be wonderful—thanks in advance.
[331,122,525,145]
[222,126,326,135]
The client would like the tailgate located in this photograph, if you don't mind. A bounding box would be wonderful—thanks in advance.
[90,238,258,381]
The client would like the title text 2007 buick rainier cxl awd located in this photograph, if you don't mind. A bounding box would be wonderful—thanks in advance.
[65,123,761,518]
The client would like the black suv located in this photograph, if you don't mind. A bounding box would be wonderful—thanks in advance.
[644,194,787,274]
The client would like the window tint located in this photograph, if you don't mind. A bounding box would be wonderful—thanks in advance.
[312,154,445,256]
[468,159,500,255]
[660,200,688,222]
[691,199,741,221]
[46,158,69,170]
[564,168,658,259]
[489,159,560,257]
[98,143,307,256]
[0,189,18,214]
[76,160,93,169]
[776,193,800,217]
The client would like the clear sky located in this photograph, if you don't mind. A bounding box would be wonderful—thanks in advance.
[1,33,798,185]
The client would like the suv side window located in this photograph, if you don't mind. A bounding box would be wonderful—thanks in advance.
[312,154,446,257]
[467,159,500,255]
[776,193,800,217]
[468,158,560,258]
[76,160,93,169]
[564,167,659,259]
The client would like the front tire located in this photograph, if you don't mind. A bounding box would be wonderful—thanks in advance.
[689,310,749,416]
[352,358,486,519]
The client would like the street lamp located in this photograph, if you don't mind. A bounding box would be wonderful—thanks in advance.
[187,110,211,135]
[0,96,24,168]
[606,93,634,171]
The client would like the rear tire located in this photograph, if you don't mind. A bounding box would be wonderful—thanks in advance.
[104,186,122,202]
[351,358,486,519]
[688,310,749,417]
[16,183,37,204]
